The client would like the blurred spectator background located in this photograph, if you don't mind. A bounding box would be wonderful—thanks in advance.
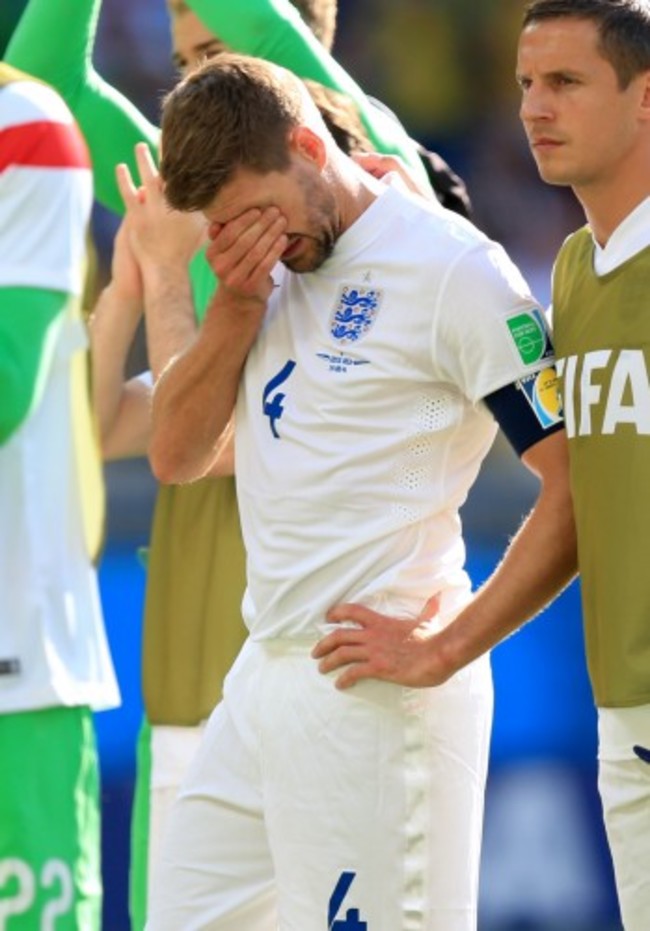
[1,2,619,928]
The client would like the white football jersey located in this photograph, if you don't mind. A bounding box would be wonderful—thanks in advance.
[236,182,554,638]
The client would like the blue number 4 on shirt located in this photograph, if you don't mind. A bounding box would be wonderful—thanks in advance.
[262,359,296,438]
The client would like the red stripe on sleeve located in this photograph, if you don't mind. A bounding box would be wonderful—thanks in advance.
[0,119,90,172]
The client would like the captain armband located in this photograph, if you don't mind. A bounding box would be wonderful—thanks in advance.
[482,366,564,457]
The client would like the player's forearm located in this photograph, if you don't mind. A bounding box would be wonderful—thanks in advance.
[100,378,152,461]
[149,290,262,484]
[141,261,199,383]
[434,448,578,680]
[90,281,148,458]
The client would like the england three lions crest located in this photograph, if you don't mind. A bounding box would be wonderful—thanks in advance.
[329,285,383,345]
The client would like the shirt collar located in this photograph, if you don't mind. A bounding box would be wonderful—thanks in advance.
[592,196,650,275]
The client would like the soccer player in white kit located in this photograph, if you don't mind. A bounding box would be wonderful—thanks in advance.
[142,54,577,931]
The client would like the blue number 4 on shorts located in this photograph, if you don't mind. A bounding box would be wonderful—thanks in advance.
[329,871,368,930]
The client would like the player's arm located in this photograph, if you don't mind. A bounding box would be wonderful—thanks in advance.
[148,206,288,484]
[91,142,210,461]
[115,147,207,376]
[0,288,67,444]
[5,0,160,214]
[427,399,576,674]
[314,397,576,688]
[185,0,429,183]
[89,216,151,460]
[109,144,233,479]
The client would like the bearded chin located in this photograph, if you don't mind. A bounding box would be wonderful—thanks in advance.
[286,231,336,273]
[318,230,336,265]
[305,234,335,272]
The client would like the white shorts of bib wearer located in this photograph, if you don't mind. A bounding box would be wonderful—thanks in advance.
[146,636,493,931]
[598,703,650,931]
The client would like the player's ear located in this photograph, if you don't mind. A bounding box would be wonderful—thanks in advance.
[289,125,327,169]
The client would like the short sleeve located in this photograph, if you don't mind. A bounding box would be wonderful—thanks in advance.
[433,239,556,404]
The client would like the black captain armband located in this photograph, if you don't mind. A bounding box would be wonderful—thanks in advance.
[483,368,564,457]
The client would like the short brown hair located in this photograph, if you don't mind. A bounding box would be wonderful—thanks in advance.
[161,54,305,211]
[523,0,650,88]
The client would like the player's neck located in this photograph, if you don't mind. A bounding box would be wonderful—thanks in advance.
[577,173,650,248]
[337,163,383,233]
